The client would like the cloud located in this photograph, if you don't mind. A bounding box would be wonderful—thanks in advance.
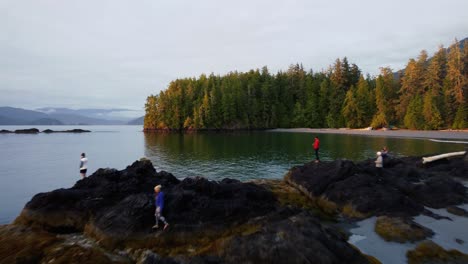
[0,0,467,109]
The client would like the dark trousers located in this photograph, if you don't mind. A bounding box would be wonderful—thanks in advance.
[315,149,319,160]
[377,167,383,178]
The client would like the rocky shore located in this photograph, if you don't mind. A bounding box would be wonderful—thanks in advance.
[1,153,467,263]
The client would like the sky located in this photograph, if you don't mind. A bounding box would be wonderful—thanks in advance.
[0,0,467,116]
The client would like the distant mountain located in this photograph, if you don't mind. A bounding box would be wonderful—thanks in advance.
[36,107,139,122]
[47,113,123,125]
[0,106,131,125]
[30,118,64,125]
[127,116,144,125]
[0,107,50,123]
[0,107,65,125]
[0,114,24,125]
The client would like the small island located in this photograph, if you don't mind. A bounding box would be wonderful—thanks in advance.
[1,153,466,263]
[0,128,91,134]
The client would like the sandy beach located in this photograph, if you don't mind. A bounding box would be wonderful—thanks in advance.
[270,128,468,141]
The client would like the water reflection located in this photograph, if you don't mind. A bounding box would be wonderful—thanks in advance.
[144,132,466,181]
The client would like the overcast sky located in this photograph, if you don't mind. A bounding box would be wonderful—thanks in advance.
[0,0,467,115]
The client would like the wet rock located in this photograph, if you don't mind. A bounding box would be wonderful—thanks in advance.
[406,240,468,264]
[0,129,13,133]
[222,210,370,264]
[42,129,91,133]
[374,216,433,243]
[286,155,467,218]
[447,206,468,217]
[455,238,464,245]
[14,128,40,134]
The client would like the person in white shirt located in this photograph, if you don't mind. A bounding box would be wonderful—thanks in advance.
[80,153,88,178]
[375,151,383,181]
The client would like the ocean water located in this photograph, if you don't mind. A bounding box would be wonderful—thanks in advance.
[0,125,466,224]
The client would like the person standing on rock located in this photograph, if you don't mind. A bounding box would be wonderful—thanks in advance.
[375,151,383,181]
[79,153,88,178]
[381,146,389,158]
[313,136,320,163]
[153,185,169,230]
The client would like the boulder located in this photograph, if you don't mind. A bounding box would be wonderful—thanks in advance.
[286,155,467,218]
[222,210,370,264]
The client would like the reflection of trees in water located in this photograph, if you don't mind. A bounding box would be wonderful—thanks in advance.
[143,132,465,172]
[144,132,315,162]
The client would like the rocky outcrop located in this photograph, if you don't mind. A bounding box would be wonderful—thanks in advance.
[14,128,40,134]
[8,159,372,264]
[285,155,468,218]
[42,129,91,133]
[5,153,466,263]
[0,128,91,134]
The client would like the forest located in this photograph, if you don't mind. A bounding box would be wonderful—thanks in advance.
[144,39,467,131]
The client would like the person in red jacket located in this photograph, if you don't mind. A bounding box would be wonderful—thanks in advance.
[313,136,320,163]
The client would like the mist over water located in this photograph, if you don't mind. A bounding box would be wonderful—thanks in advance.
[0,126,466,224]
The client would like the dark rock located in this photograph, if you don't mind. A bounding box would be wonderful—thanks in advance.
[14,128,40,134]
[11,159,372,263]
[455,238,464,245]
[16,159,177,233]
[42,129,91,133]
[222,210,370,264]
[422,209,452,220]
[286,155,467,218]
[0,129,13,133]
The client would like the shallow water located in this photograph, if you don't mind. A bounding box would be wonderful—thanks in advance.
[0,126,466,224]
[348,203,468,264]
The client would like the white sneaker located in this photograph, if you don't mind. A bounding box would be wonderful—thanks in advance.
[152,225,159,229]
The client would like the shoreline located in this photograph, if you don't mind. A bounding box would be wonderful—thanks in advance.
[270,128,468,140]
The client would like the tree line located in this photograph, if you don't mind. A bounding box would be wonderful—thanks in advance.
[144,39,467,130]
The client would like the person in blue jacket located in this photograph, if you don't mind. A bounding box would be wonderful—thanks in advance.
[153,185,169,230]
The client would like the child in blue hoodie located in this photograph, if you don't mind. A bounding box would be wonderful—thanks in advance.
[153,185,169,230]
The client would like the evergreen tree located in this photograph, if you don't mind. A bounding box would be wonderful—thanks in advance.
[422,92,443,130]
[371,68,395,128]
[446,39,466,105]
[143,44,463,131]
[342,86,361,128]
[404,95,424,129]
[397,50,428,123]
[355,75,373,127]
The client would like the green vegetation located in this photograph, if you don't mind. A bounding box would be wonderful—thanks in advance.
[253,179,336,221]
[407,240,468,264]
[342,203,368,220]
[375,216,433,243]
[145,39,467,130]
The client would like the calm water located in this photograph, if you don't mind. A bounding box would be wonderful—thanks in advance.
[0,125,466,224]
